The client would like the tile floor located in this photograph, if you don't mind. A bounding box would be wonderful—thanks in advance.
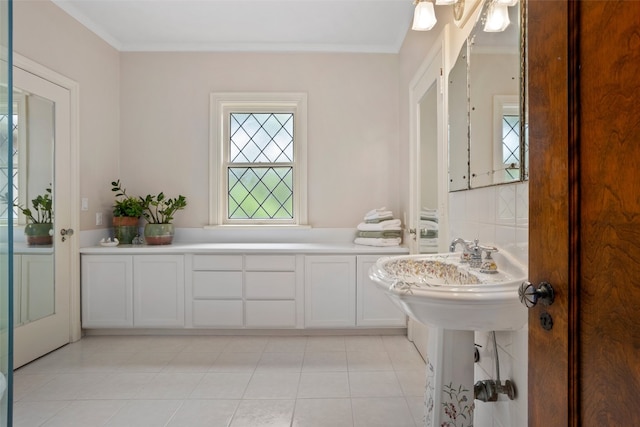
[13,334,426,427]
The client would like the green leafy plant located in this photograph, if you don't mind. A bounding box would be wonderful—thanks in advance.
[111,179,144,218]
[14,186,53,224]
[140,192,187,224]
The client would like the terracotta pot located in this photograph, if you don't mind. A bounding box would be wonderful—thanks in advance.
[113,216,140,244]
[144,223,174,245]
[25,223,53,245]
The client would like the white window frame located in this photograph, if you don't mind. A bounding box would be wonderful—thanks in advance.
[209,92,308,227]
[492,94,520,184]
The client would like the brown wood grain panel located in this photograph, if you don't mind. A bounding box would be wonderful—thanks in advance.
[578,1,640,425]
[528,1,570,426]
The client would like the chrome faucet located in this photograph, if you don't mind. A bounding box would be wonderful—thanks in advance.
[450,238,499,273]
[449,238,473,263]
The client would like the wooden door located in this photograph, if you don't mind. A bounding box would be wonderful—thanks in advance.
[528,1,640,425]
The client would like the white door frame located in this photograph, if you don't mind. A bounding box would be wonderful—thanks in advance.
[13,53,80,344]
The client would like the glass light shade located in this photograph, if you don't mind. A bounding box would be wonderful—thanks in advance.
[435,0,457,5]
[412,1,437,31]
[495,0,518,6]
[483,3,510,32]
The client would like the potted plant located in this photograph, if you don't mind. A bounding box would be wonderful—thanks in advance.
[140,192,187,245]
[111,180,144,244]
[14,186,54,245]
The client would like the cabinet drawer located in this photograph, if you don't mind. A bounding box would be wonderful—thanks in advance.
[245,255,296,271]
[192,300,243,327]
[245,272,296,299]
[245,300,296,328]
[193,271,243,299]
[193,255,243,271]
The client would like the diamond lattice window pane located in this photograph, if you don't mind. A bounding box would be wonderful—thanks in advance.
[230,113,293,163]
[228,167,293,220]
[0,113,18,220]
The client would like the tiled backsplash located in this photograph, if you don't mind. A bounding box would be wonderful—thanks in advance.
[449,181,529,426]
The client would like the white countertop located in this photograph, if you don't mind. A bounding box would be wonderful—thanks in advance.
[80,242,410,255]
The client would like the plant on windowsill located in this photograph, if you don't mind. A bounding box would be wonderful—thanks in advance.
[111,180,144,244]
[139,192,187,245]
[14,186,54,245]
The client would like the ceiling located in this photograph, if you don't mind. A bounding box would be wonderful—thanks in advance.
[51,0,415,53]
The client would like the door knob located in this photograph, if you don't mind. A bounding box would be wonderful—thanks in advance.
[518,281,554,308]
[60,228,74,242]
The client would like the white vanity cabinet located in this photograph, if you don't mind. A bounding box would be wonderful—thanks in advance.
[244,255,300,328]
[81,255,133,328]
[356,255,406,327]
[81,254,184,328]
[187,254,244,327]
[186,254,301,328]
[133,255,185,327]
[304,255,357,327]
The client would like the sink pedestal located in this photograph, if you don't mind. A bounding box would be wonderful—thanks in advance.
[423,327,475,427]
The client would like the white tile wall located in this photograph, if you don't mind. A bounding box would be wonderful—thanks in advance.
[449,181,529,426]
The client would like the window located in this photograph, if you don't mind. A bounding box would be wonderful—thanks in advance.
[492,95,521,184]
[210,93,307,226]
[0,93,26,223]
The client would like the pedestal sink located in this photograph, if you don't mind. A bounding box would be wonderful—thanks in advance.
[369,250,527,427]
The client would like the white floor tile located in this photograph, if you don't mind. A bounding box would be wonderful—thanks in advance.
[162,351,219,373]
[256,352,304,372]
[297,372,350,398]
[41,400,126,427]
[135,372,204,399]
[13,400,70,427]
[305,336,346,353]
[224,337,269,353]
[104,399,182,427]
[346,351,393,371]
[349,371,404,398]
[302,352,348,372]
[209,352,261,373]
[351,397,417,427]
[292,398,354,427]
[13,334,425,426]
[81,372,155,400]
[395,370,428,397]
[243,372,301,399]
[189,372,252,399]
[265,336,308,353]
[230,399,295,427]
[165,399,239,427]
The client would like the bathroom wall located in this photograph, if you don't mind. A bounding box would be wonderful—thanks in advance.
[13,0,120,232]
[118,52,402,229]
[449,181,529,427]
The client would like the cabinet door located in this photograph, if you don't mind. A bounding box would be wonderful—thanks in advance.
[134,255,185,327]
[304,255,356,327]
[81,255,133,328]
[356,255,406,327]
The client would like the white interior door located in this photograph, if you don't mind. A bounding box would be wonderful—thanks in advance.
[12,65,73,368]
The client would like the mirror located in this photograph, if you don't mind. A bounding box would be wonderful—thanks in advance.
[8,87,55,327]
[448,41,469,191]
[448,0,526,190]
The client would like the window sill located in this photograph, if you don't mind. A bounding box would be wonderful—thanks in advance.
[204,224,312,230]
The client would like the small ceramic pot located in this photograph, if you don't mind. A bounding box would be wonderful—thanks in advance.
[144,223,174,245]
[25,223,53,245]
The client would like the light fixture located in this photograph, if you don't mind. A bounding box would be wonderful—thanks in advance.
[483,2,510,32]
[435,0,457,5]
[412,0,437,31]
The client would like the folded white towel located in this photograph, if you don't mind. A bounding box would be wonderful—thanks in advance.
[365,207,387,217]
[354,237,402,247]
[357,219,402,231]
[420,220,439,230]
[364,211,394,221]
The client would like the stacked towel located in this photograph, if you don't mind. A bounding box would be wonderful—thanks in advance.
[419,207,438,253]
[355,208,402,247]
